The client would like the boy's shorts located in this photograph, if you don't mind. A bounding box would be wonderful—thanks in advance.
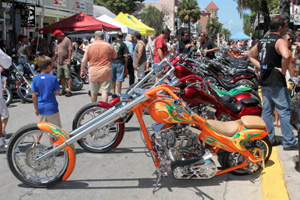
[90,80,111,95]
[39,112,62,128]
[111,63,125,82]
[0,98,9,120]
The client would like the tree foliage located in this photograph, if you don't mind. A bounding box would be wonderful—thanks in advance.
[243,14,255,37]
[138,6,165,35]
[94,0,144,15]
[177,0,201,36]
[221,28,231,40]
[235,0,280,34]
[206,18,222,39]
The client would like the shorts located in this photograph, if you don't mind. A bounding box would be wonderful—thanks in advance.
[0,98,9,119]
[111,63,125,82]
[90,80,111,95]
[57,64,71,79]
[286,77,294,91]
[135,62,146,79]
[39,112,62,128]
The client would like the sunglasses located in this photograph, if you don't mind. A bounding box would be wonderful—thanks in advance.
[287,38,292,41]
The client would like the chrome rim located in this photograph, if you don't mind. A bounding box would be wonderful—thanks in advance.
[77,106,119,150]
[18,82,32,99]
[229,140,268,173]
[12,130,68,184]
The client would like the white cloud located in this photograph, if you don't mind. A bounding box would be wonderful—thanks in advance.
[226,20,234,29]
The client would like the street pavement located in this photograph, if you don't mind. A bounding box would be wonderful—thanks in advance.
[0,81,288,200]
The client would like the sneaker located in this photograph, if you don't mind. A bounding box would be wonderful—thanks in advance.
[283,144,299,151]
[60,90,66,96]
[271,139,282,146]
[65,91,73,97]
[2,131,6,139]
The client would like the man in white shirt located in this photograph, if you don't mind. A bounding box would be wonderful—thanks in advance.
[0,49,11,151]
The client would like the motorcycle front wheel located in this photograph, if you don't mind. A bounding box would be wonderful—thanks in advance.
[6,124,69,187]
[17,81,33,103]
[71,72,83,91]
[227,138,272,175]
[72,103,125,153]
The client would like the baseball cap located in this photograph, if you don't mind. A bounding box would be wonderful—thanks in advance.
[54,30,65,36]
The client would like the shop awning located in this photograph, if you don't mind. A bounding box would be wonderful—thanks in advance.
[39,12,120,34]
[97,14,139,34]
[114,12,155,36]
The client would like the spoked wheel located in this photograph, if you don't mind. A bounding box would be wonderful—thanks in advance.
[17,81,33,103]
[72,103,125,153]
[228,138,272,175]
[6,124,69,187]
[3,88,13,106]
[71,73,83,91]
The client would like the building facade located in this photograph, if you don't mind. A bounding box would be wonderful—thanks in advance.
[142,0,179,33]
[0,0,93,44]
[198,1,219,33]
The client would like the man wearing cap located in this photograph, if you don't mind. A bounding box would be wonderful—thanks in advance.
[52,30,73,97]
[111,31,129,98]
[81,31,117,102]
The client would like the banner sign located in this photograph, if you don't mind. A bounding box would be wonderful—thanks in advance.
[75,2,86,9]
[53,0,66,7]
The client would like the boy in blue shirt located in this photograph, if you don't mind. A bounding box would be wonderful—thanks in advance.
[32,55,61,144]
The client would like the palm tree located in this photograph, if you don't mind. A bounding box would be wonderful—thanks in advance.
[206,18,222,39]
[235,0,280,34]
[177,0,201,36]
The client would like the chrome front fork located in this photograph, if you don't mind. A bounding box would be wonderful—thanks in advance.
[36,94,149,161]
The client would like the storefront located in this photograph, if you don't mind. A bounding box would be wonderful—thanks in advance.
[1,0,93,45]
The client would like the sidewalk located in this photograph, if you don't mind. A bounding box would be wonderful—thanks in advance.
[261,127,300,200]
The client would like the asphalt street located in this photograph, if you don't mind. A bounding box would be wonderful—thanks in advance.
[0,83,261,200]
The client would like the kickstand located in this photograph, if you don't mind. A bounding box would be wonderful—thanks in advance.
[153,170,162,194]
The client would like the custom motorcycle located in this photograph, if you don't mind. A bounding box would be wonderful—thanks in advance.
[72,60,261,153]
[7,83,271,189]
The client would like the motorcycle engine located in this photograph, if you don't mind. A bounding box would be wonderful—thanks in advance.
[152,124,217,179]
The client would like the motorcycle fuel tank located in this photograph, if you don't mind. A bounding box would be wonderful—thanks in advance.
[175,65,193,79]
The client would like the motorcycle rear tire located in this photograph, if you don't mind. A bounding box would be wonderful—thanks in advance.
[71,72,83,91]
[228,138,272,176]
[6,123,69,187]
[17,81,33,103]
[72,103,125,153]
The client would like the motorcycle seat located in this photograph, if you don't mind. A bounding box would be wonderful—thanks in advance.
[240,98,260,107]
[218,95,233,104]
[241,115,266,129]
[207,120,240,137]
[224,103,243,114]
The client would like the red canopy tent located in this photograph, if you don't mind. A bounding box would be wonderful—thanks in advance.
[39,12,120,34]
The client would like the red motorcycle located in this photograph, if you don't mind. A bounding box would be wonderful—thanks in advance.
[177,75,261,121]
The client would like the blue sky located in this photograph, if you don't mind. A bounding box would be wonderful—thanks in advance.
[143,0,246,35]
[197,0,245,35]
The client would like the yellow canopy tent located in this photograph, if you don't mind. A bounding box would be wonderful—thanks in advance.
[115,12,155,36]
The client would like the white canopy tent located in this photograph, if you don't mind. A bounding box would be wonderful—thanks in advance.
[97,14,140,35]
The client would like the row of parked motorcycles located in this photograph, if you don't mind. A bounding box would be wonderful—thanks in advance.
[6,48,271,191]
[3,53,86,106]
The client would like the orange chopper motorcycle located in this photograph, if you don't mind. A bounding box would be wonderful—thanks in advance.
[6,84,271,188]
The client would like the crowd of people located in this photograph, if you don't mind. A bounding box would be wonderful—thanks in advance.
[1,16,300,151]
